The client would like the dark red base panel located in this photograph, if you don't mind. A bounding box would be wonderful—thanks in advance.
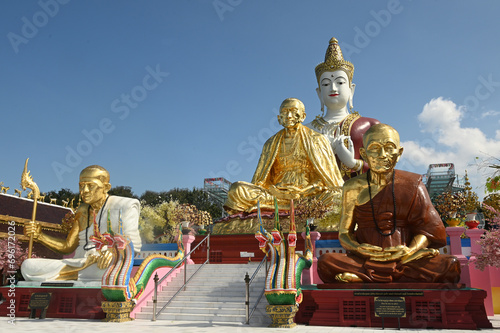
[0,286,105,319]
[295,284,492,329]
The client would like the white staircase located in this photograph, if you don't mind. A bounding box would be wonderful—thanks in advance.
[135,263,271,325]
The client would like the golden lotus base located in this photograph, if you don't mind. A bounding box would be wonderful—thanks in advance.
[101,301,135,322]
[266,304,299,328]
[213,214,339,235]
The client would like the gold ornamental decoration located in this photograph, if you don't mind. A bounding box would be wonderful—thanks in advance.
[315,37,354,85]
[20,158,40,258]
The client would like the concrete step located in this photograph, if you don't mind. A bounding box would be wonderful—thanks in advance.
[141,263,269,324]
[141,305,248,315]
[155,295,260,303]
[161,279,265,288]
[146,299,262,309]
[135,311,246,322]
[161,284,264,295]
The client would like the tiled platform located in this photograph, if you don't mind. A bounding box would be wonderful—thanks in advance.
[0,315,498,333]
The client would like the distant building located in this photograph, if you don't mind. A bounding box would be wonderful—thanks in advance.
[203,177,231,217]
[424,163,465,198]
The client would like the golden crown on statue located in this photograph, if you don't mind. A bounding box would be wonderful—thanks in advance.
[315,37,354,84]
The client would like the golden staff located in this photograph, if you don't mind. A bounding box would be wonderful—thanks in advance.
[20,158,40,258]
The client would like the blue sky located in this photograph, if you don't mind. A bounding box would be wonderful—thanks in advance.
[1,0,499,199]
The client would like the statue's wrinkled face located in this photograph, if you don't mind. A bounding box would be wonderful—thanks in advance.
[360,127,403,174]
[79,169,111,207]
[278,100,306,129]
[318,70,352,111]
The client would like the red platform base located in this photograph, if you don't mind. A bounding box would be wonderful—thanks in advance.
[0,286,105,319]
[295,284,492,329]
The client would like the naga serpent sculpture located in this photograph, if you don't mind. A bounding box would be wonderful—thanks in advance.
[90,211,185,302]
[255,199,313,306]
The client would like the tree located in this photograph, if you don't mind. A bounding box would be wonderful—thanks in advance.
[139,190,171,206]
[463,171,480,213]
[0,237,38,284]
[474,155,500,194]
[473,203,500,270]
[45,188,79,206]
[138,200,212,243]
[109,186,137,198]
[139,200,181,243]
[140,187,222,219]
[432,190,466,224]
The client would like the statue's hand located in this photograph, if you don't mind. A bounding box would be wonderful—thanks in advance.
[298,184,325,196]
[356,243,385,258]
[370,245,411,262]
[96,250,114,269]
[333,135,356,169]
[400,248,439,265]
[23,221,42,241]
[269,185,301,200]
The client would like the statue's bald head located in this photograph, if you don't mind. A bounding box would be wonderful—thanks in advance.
[278,98,306,129]
[363,123,400,149]
[80,165,110,185]
[279,98,305,113]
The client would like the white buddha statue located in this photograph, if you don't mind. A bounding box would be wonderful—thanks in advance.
[306,37,379,180]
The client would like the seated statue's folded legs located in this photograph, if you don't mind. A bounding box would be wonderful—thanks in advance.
[21,253,103,282]
[21,258,66,281]
[223,181,289,213]
[318,252,371,283]
[318,252,462,284]
[396,254,461,283]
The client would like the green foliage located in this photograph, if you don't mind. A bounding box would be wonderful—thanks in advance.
[474,204,500,270]
[46,185,222,243]
[109,186,138,198]
[432,190,467,223]
[463,171,480,212]
[139,200,181,243]
[486,175,500,194]
[482,193,500,228]
[45,188,79,205]
[140,187,222,219]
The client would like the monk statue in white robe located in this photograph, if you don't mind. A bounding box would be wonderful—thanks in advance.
[21,165,142,282]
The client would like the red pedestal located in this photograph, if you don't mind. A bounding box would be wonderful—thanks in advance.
[189,232,338,264]
[0,286,105,319]
[295,284,492,329]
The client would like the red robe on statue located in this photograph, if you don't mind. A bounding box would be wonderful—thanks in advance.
[317,170,461,283]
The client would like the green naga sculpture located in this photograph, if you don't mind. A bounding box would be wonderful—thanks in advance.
[255,199,313,306]
[90,211,184,302]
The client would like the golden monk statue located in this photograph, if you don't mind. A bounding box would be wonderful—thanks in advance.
[224,98,343,214]
[317,124,460,283]
[306,37,379,180]
[21,165,142,281]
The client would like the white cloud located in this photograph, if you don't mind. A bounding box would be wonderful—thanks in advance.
[481,110,500,118]
[400,97,500,198]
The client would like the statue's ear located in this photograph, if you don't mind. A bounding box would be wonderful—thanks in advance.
[300,111,307,123]
[104,183,112,193]
[396,147,404,162]
[316,87,325,113]
[349,83,356,110]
